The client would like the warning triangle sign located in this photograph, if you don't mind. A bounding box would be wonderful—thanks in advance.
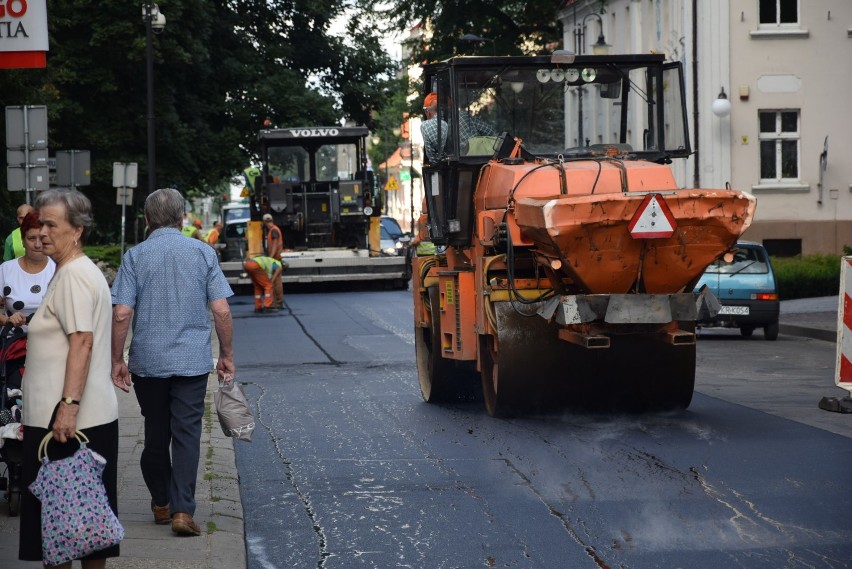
[628,193,677,239]
[384,176,400,191]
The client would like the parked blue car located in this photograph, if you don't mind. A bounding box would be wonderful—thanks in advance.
[694,241,780,340]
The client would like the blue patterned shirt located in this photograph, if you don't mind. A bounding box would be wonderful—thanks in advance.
[111,227,233,377]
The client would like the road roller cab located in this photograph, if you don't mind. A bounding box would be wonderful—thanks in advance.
[413,53,756,416]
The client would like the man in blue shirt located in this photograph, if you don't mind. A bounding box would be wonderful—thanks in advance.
[110,188,235,537]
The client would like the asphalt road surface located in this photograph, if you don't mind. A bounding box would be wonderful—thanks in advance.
[230,289,852,569]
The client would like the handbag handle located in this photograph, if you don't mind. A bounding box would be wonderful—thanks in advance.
[37,431,90,462]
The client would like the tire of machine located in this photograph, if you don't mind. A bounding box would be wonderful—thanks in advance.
[480,301,564,417]
[415,286,467,403]
[479,332,530,417]
[480,301,696,415]
[480,335,504,417]
[618,325,696,413]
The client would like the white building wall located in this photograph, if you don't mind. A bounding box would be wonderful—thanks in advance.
[558,0,852,254]
[558,0,726,189]
[727,1,852,253]
[699,1,732,190]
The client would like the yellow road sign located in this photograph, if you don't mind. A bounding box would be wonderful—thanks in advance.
[385,176,400,191]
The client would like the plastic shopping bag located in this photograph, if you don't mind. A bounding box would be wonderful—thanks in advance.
[214,379,255,442]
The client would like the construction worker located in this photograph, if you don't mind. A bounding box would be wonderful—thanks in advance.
[421,92,448,163]
[3,204,34,261]
[262,213,283,258]
[410,198,436,256]
[244,255,282,313]
[262,213,284,308]
[206,220,223,247]
[181,218,205,240]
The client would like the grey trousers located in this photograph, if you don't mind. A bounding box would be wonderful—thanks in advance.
[133,373,208,516]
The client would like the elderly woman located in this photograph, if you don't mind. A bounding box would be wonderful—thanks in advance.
[0,210,56,328]
[18,190,118,568]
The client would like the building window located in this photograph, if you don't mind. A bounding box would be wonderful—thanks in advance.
[763,238,801,258]
[759,110,799,182]
[758,0,799,28]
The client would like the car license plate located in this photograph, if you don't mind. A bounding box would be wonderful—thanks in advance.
[719,305,749,316]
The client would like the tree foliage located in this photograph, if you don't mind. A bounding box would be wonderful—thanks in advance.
[0,0,397,243]
[363,0,564,65]
[366,76,410,183]
[359,0,565,175]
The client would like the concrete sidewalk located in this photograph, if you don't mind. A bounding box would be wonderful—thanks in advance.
[0,376,246,569]
[779,295,840,342]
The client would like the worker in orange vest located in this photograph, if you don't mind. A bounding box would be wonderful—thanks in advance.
[262,213,284,308]
[244,255,283,313]
[206,220,222,246]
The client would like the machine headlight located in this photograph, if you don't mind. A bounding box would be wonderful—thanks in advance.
[394,241,403,250]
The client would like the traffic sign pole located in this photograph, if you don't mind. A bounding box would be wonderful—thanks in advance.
[5,105,49,203]
[113,162,138,258]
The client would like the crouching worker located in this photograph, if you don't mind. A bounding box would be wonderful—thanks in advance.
[244,256,282,313]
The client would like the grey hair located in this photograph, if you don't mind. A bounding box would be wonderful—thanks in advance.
[34,189,94,243]
[145,188,184,230]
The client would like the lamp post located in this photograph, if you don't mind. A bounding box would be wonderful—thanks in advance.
[572,9,610,148]
[397,140,416,233]
[392,126,401,221]
[408,139,414,235]
[143,3,166,194]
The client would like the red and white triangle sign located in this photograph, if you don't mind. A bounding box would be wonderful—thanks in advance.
[628,193,677,239]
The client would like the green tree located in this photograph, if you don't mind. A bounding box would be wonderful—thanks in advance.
[359,0,566,181]
[0,0,397,244]
[362,0,565,64]
[367,76,410,182]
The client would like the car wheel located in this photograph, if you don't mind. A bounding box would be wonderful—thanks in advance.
[764,322,779,341]
[740,326,754,338]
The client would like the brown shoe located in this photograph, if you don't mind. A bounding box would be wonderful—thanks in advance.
[171,512,201,536]
[151,501,170,525]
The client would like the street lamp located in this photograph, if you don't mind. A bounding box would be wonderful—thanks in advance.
[712,87,732,118]
[572,13,610,56]
[572,10,610,148]
[143,3,166,194]
[460,33,496,56]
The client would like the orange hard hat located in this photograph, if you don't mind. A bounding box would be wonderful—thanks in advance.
[423,92,438,109]
[193,219,202,228]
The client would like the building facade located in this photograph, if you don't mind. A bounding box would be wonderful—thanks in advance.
[558,0,852,255]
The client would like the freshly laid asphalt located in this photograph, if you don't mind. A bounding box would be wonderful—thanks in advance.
[0,295,846,568]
